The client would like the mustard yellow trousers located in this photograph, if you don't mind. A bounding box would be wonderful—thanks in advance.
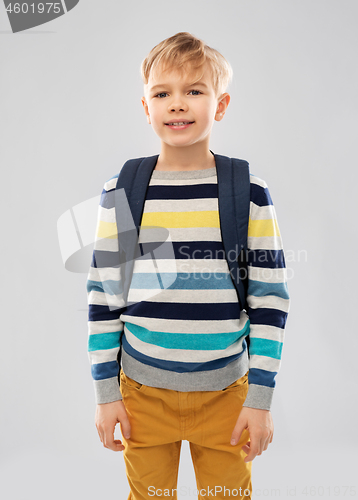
[120,368,252,500]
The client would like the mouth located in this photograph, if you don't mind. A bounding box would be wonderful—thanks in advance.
[165,121,194,129]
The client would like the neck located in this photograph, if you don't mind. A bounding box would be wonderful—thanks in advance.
[155,143,215,171]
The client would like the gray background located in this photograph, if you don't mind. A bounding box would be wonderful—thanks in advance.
[1,1,357,498]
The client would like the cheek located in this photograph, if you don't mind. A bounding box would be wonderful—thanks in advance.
[200,108,216,126]
[197,103,216,121]
[149,106,164,123]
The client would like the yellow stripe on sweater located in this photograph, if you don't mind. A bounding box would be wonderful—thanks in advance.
[96,221,118,239]
[248,218,281,238]
[141,211,220,228]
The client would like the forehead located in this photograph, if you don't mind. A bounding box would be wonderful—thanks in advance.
[148,62,213,88]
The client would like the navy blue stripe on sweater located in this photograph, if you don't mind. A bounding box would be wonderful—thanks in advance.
[250,183,273,206]
[91,360,119,380]
[247,249,286,269]
[89,304,126,322]
[247,307,288,329]
[248,367,277,388]
[125,301,241,321]
[145,183,218,200]
[139,241,226,260]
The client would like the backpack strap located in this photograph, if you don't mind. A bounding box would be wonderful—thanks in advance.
[114,154,159,305]
[213,151,250,311]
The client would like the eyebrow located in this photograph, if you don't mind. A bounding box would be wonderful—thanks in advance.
[149,82,209,92]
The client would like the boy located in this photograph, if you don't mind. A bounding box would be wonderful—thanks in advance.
[87,32,290,500]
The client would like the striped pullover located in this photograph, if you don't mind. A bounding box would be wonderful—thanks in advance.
[87,165,290,410]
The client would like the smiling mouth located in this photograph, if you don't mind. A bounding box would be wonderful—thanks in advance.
[165,121,194,125]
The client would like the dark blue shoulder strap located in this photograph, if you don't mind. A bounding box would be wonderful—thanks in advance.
[213,151,250,311]
[232,157,250,311]
[115,155,159,228]
[114,155,159,304]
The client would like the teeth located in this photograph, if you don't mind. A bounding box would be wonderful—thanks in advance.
[168,122,191,125]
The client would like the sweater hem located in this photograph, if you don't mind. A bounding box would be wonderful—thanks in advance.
[121,348,249,392]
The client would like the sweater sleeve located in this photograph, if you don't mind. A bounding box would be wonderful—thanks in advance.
[242,175,290,411]
[86,175,127,405]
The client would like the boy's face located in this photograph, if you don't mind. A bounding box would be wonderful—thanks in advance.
[142,62,229,150]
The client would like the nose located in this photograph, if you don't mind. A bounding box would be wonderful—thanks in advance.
[168,95,188,113]
[170,105,185,112]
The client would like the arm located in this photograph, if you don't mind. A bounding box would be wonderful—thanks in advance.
[231,175,290,459]
[244,175,290,410]
[87,176,131,450]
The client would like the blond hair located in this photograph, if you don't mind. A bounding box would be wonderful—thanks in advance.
[141,32,233,99]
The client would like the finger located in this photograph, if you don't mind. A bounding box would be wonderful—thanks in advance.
[113,439,125,451]
[258,436,265,456]
[104,437,123,451]
[120,417,131,440]
[116,401,132,439]
[106,426,126,450]
[96,423,104,444]
[103,428,118,451]
[241,441,251,454]
[262,435,271,451]
[230,419,246,446]
[243,437,260,462]
[257,438,266,455]
[262,437,269,452]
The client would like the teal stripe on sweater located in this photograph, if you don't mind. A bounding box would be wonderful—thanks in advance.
[87,279,122,295]
[249,337,283,359]
[248,280,289,299]
[88,332,121,351]
[130,272,234,290]
[125,320,250,350]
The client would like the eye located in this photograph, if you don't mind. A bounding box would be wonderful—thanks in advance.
[154,90,203,98]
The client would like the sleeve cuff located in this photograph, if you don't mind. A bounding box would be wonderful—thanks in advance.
[242,383,274,410]
[93,377,123,405]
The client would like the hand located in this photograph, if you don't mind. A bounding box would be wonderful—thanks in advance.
[230,406,273,462]
[95,399,131,452]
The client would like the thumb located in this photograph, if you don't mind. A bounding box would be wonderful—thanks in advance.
[230,416,247,446]
[119,414,131,439]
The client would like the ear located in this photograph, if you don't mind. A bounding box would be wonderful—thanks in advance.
[141,97,151,124]
[215,93,230,122]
